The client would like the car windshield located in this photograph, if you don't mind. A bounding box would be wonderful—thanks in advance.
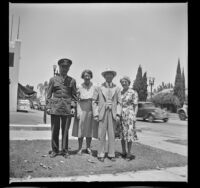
[142,103,155,108]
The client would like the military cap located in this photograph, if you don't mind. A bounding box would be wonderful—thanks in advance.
[101,68,117,78]
[58,58,72,67]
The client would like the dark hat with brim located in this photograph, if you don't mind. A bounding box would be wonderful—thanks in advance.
[101,68,117,78]
[58,58,72,67]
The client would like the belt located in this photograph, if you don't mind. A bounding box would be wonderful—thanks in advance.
[80,98,92,102]
[105,102,112,110]
[51,97,71,103]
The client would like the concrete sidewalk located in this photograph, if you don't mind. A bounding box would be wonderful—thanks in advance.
[10,166,187,182]
[9,123,188,182]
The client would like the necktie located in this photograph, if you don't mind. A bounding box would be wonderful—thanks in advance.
[108,88,112,100]
[106,87,112,110]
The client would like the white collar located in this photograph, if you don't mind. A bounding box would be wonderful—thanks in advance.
[82,82,93,89]
[105,82,113,88]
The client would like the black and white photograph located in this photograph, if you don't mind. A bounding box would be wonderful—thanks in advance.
[9,2,188,183]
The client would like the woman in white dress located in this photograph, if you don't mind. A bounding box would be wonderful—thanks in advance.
[72,70,98,155]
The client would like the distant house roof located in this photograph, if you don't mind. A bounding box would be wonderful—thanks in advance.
[156,88,173,94]
[18,83,36,99]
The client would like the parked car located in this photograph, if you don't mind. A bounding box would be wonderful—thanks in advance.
[17,99,30,112]
[29,100,34,109]
[39,100,46,111]
[32,101,39,110]
[137,101,169,123]
[177,103,188,120]
[40,105,45,111]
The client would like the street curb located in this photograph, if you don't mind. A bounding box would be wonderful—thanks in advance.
[10,124,51,127]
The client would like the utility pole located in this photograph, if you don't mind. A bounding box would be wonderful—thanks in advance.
[17,16,20,39]
[148,77,155,99]
[10,14,14,41]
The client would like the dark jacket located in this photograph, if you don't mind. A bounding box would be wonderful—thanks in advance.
[46,74,77,115]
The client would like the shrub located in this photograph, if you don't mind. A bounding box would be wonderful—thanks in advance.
[151,92,180,112]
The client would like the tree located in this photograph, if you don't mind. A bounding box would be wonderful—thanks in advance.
[174,59,184,106]
[37,81,48,99]
[133,65,144,101]
[37,81,49,124]
[141,72,148,101]
[24,84,37,106]
[182,68,186,102]
[26,84,34,91]
[151,92,180,112]
[133,66,149,101]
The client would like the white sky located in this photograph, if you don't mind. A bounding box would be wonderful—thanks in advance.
[9,3,188,93]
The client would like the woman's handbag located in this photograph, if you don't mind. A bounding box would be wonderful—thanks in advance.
[115,117,121,139]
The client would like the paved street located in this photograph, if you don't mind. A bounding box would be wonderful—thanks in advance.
[10,109,51,125]
[9,109,188,182]
[10,109,188,156]
[137,118,187,140]
[10,109,187,145]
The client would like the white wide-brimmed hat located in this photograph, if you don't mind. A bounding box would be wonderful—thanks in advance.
[101,68,117,78]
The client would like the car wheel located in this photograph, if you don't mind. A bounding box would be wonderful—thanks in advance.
[179,111,186,120]
[163,118,168,122]
[148,115,154,123]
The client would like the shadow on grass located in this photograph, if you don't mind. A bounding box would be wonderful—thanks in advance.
[67,149,123,159]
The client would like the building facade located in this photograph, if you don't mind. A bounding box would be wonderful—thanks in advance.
[9,40,21,111]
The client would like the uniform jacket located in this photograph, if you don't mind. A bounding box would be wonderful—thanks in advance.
[46,74,77,115]
[92,82,122,121]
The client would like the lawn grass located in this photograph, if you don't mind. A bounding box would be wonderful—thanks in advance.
[10,139,187,178]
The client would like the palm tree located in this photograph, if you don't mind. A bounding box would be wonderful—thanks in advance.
[37,81,48,98]
[37,81,49,124]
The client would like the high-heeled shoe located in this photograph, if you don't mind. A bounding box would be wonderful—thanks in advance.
[86,148,92,155]
[108,156,116,161]
[98,157,105,162]
[126,153,135,161]
[77,149,83,155]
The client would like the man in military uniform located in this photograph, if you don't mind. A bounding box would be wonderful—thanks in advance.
[46,58,77,158]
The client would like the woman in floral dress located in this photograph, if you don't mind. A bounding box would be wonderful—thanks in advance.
[120,76,138,160]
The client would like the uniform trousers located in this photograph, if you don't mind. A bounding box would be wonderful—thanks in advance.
[98,108,116,158]
[51,114,71,153]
